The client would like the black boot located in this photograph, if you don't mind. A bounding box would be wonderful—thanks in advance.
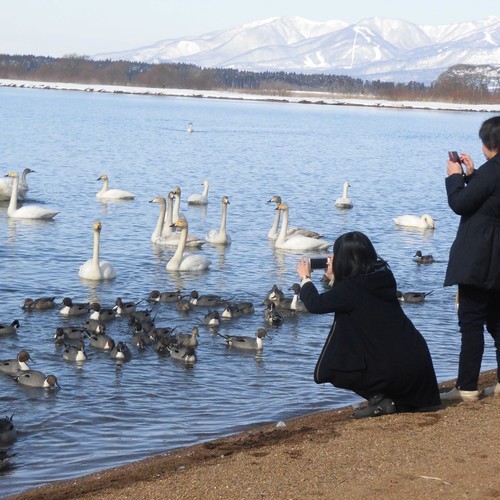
[353,395,397,419]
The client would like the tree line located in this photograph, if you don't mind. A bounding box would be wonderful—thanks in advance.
[0,54,498,104]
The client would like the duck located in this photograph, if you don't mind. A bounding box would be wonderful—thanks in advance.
[83,319,107,334]
[397,290,433,303]
[63,340,87,362]
[96,174,135,200]
[88,332,115,350]
[166,218,211,272]
[335,181,353,209]
[0,350,33,374]
[205,195,231,245]
[167,345,197,364]
[89,302,116,321]
[148,289,182,303]
[22,296,56,311]
[393,214,435,229]
[60,297,89,317]
[5,171,59,219]
[202,310,220,326]
[235,301,255,314]
[109,341,132,361]
[150,196,205,247]
[189,290,223,307]
[0,320,20,337]
[413,250,435,264]
[264,301,285,325]
[54,326,87,345]
[113,297,138,316]
[172,326,200,348]
[0,415,18,447]
[15,371,60,389]
[79,220,117,280]
[289,283,308,312]
[275,203,332,251]
[267,195,323,240]
[266,284,285,305]
[218,328,267,350]
[0,167,34,201]
[176,297,192,312]
[221,302,241,319]
[187,179,209,205]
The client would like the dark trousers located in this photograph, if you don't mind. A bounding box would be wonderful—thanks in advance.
[457,285,500,390]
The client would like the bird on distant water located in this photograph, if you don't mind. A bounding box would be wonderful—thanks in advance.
[393,214,435,229]
[335,181,353,209]
[22,297,56,311]
[96,174,135,200]
[397,291,433,303]
[413,250,434,264]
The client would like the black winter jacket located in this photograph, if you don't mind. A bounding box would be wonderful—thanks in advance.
[300,268,441,410]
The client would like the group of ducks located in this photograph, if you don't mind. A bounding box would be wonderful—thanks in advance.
[0,281,314,393]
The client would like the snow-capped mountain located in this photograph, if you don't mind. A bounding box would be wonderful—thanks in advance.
[94,16,500,83]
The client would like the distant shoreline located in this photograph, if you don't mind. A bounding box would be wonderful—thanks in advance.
[1,78,500,113]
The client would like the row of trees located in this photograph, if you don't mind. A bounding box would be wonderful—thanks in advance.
[0,54,498,103]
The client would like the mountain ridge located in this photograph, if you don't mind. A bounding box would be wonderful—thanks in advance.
[94,16,500,83]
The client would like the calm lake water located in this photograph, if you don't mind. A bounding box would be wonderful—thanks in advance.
[0,86,497,497]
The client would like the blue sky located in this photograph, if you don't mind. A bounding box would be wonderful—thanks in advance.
[1,0,497,57]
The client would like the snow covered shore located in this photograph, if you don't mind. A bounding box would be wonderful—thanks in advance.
[1,78,499,113]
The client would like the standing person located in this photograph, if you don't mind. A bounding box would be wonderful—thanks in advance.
[441,116,500,402]
[296,231,441,419]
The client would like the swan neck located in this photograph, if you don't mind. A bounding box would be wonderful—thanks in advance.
[171,225,188,265]
[202,183,209,197]
[8,175,19,212]
[343,183,349,197]
[93,228,100,266]
[152,200,166,241]
[269,210,280,236]
[277,208,289,242]
[220,202,228,231]
[173,194,180,222]
[165,196,173,228]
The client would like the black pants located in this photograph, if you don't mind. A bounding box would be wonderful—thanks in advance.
[457,284,500,390]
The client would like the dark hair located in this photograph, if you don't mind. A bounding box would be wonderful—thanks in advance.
[332,231,386,281]
[479,116,500,152]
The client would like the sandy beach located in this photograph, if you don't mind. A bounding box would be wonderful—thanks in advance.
[8,369,499,500]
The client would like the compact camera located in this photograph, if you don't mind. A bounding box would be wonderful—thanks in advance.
[448,151,461,163]
[309,258,328,270]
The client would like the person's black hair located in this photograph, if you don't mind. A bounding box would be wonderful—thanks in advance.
[479,116,500,152]
[332,231,387,281]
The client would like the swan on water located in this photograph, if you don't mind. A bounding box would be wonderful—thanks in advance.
[96,174,135,200]
[267,195,322,240]
[275,203,332,251]
[335,181,353,209]
[166,218,211,272]
[5,171,59,219]
[187,122,193,133]
[393,214,435,229]
[150,196,205,247]
[205,195,231,245]
[78,220,116,280]
[0,168,34,201]
[187,180,209,205]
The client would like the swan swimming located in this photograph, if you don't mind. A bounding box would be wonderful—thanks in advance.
[0,167,34,201]
[205,195,231,245]
[187,121,193,133]
[393,214,435,229]
[166,218,211,272]
[275,203,332,251]
[187,180,209,205]
[78,220,117,281]
[5,171,59,219]
[150,195,205,247]
[267,195,322,240]
[335,181,353,209]
[96,174,135,200]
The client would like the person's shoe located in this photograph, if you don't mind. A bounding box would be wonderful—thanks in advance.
[353,397,397,419]
[483,382,500,397]
[440,387,479,402]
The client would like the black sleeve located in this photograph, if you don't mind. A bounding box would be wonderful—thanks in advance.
[299,280,354,314]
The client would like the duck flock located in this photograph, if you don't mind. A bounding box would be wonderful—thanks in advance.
[1,167,438,472]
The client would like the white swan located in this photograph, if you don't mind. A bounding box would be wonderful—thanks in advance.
[78,220,117,280]
[206,196,231,245]
[5,171,59,219]
[187,180,209,205]
[267,195,322,240]
[0,168,34,201]
[275,203,332,251]
[393,214,435,229]
[166,218,211,272]
[96,174,135,200]
[335,181,353,209]
[187,121,193,133]
[150,196,205,247]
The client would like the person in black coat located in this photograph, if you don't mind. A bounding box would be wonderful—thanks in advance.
[441,115,500,402]
[296,231,441,419]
